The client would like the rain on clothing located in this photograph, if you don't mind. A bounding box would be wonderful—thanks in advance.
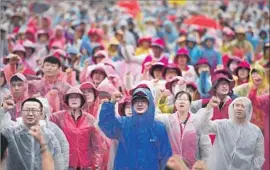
[195,97,265,170]
[98,88,172,170]
[50,87,104,169]
[233,63,269,129]
[248,89,269,170]
[0,114,64,170]
[155,112,211,168]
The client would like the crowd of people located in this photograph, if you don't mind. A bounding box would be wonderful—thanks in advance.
[0,0,269,170]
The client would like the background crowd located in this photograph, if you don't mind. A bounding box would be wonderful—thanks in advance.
[0,0,269,170]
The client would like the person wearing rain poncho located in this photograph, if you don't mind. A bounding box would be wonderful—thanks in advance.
[233,63,269,130]
[155,91,211,168]
[50,87,105,170]
[98,87,172,170]
[36,97,70,170]
[199,35,223,70]
[195,96,265,170]
[0,97,64,170]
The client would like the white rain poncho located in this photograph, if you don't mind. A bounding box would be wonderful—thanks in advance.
[155,112,211,168]
[0,107,65,170]
[1,122,64,170]
[196,97,265,170]
[37,97,70,170]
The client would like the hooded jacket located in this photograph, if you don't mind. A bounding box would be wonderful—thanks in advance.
[200,36,222,69]
[196,97,265,170]
[98,88,172,170]
[155,112,211,168]
[8,73,29,120]
[50,87,104,169]
[1,117,64,170]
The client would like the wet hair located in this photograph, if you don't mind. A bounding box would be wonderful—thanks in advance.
[43,56,61,68]
[21,98,43,113]
[10,75,23,83]
[174,91,192,103]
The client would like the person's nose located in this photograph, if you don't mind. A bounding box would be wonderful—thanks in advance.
[14,85,19,90]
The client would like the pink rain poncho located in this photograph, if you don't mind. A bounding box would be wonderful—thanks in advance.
[50,87,106,169]
[196,97,265,170]
[155,113,211,168]
[9,73,29,120]
[28,72,71,112]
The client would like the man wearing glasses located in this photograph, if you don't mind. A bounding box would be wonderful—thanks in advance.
[0,98,64,170]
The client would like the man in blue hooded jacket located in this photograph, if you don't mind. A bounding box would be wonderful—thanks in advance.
[98,87,172,170]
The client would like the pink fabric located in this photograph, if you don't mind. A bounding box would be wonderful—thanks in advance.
[141,55,169,73]
[28,72,71,111]
[249,89,269,170]
[4,64,18,83]
[158,113,202,168]
[9,73,29,120]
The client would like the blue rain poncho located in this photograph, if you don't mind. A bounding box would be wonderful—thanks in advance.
[98,88,172,170]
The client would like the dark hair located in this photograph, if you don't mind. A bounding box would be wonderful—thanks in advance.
[21,98,43,113]
[43,56,61,68]
[1,134,8,161]
[150,65,164,78]
[174,91,192,103]
[10,75,23,83]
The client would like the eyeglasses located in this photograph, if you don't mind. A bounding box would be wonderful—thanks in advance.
[22,109,41,114]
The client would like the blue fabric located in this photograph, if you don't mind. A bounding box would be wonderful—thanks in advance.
[197,71,211,99]
[188,45,203,66]
[99,88,172,170]
[67,45,79,54]
[199,44,222,69]
[162,20,178,44]
[246,33,259,50]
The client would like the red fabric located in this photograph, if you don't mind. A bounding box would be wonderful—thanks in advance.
[184,15,221,29]
[50,110,104,168]
[249,89,269,170]
[117,0,140,17]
